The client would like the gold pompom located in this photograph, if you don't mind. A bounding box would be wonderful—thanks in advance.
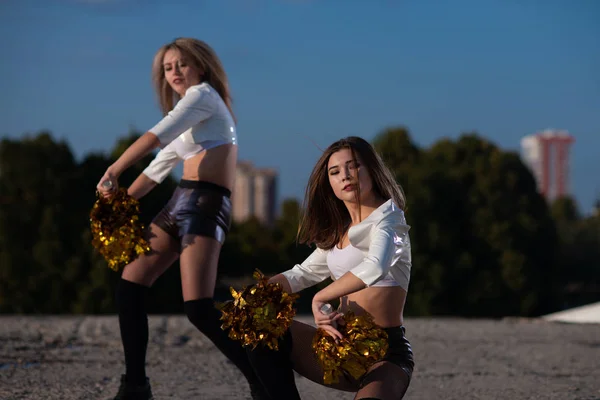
[312,311,389,385]
[219,269,299,350]
[89,188,151,271]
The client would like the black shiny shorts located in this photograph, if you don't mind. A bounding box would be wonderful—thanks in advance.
[380,326,414,381]
[344,326,414,388]
[152,180,232,244]
[341,325,414,390]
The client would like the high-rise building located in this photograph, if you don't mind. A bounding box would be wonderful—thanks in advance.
[520,129,575,201]
[232,161,255,223]
[231,161,278,226]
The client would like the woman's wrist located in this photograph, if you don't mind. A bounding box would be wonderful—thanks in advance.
[107,163,122,179]
[313,291,330,304]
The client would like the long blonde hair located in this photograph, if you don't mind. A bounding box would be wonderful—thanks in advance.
[151,37,235,121]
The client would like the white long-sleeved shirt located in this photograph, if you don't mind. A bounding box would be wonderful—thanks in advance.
[142,82,237,183]
[281,199,412,292]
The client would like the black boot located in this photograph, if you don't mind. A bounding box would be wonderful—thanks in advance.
[113,374,154,400]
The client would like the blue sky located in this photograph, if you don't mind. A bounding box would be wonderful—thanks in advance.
[1,0,599,213]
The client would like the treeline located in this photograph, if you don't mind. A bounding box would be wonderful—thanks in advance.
[0,128,598,317]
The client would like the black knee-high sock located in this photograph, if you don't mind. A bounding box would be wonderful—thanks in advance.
[183,298,266,388]
[116,278,149,385]
[246,330,301,400]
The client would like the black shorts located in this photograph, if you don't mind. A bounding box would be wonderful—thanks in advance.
[346,325,414,388]
[380,326,414,380]
[152,179,232,244]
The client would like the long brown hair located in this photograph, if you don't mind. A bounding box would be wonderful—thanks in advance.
[151,37,236,122]
[297,136,406,250]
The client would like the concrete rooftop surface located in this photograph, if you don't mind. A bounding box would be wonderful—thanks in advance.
[1,315,599,400]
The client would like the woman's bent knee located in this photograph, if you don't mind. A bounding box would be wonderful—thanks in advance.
[120,224,179,286]
[121,256,167,287]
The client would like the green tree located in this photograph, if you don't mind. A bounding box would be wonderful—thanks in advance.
[0,130,182,313]
[551,196,600,307]
[2,126,597,318]
[0,132,85,312]
[373,129,560,317]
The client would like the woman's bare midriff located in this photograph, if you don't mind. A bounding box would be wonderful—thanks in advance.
[181,144,238,191]
[338,286,407,328]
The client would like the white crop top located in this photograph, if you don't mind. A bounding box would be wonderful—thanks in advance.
[142,82,237,183]
[281,200,411,293]
[327,245,400,287]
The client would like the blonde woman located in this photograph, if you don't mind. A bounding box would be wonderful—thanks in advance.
[96,38,269,400]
